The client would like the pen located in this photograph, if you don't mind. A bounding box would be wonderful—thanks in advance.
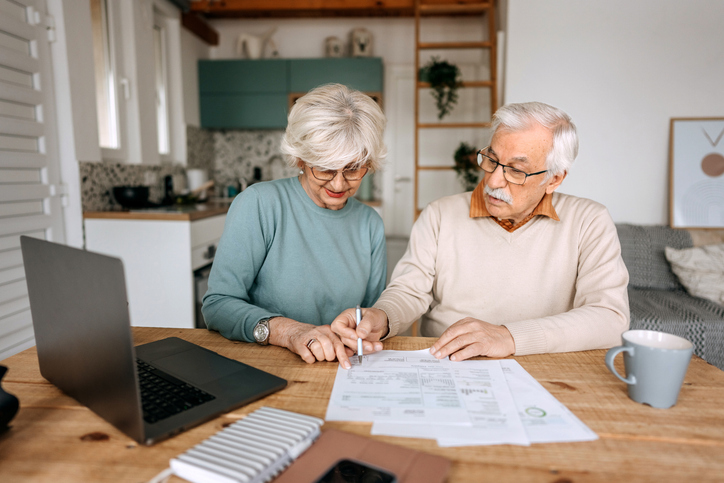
[356,305,363,364]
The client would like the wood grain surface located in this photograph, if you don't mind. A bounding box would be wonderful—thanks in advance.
[1,328,723,482]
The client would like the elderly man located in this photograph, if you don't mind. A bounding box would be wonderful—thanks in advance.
[332,101,629,369]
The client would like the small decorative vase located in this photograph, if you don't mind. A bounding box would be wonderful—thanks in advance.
[349,28,373,57]
[0,365,19,433]
[325,36,344,58]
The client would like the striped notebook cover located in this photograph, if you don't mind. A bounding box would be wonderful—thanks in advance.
[170,407,324,483]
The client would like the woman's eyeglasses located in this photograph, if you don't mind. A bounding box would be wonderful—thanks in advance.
[309,165,369,182]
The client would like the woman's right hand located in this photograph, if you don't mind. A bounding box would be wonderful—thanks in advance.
[269,317,353,365]
[330,308,388,368]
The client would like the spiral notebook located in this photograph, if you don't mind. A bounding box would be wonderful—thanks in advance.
[170,407,324,483]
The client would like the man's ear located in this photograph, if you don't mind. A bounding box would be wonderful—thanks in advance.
[545,171,567,194]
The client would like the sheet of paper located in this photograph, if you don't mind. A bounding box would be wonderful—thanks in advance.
[431,359,598,446]
[372,358,530,446]
[325,350,471,424]
[500,359,598,444]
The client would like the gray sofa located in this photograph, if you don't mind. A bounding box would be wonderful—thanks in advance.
[616,224,724,371]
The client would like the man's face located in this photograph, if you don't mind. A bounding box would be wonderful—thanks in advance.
[482,124,566,225]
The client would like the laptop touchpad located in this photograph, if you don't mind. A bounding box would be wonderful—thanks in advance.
[152,350,246,385]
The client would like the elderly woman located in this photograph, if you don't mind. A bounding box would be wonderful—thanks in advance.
[202,83,387,364]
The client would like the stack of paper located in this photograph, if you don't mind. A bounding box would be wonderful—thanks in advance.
[325,350,597,447]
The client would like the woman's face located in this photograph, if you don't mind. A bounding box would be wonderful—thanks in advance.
[298,161,366,210]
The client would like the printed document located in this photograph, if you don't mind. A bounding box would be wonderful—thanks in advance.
[325,350,472,424]
[326,350,597,446]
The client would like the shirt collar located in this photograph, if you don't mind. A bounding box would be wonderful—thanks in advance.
[469,182,559,231]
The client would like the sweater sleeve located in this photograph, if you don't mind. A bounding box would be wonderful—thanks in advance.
[201,188,282,342]
[362,215,388,307]
[373,202,440,338]
[503,206,630,355]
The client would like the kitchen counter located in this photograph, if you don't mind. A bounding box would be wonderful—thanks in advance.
[84,204,229,328]
[83,202,230,221]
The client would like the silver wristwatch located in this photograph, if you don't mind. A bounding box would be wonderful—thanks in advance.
[253,317,272,345]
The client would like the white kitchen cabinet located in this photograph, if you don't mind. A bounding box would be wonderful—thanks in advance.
[84,211,226,329]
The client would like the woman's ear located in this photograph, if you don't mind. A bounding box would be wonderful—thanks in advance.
[296,159,305,170]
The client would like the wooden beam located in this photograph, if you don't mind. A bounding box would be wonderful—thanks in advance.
[418,41,493,50]
[189,0,489,18]
[181,12,219,46]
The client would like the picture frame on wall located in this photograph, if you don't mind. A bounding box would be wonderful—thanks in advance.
[669,117,724,228]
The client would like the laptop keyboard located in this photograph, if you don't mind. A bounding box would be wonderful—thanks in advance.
[136,359,216,424]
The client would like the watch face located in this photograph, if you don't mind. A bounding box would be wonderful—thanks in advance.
[253,322,269,343]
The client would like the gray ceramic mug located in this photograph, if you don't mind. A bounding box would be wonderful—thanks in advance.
[605,330,693,409]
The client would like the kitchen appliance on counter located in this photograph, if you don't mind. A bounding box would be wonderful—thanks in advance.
[112,186,151,209]
[186,169,209,195]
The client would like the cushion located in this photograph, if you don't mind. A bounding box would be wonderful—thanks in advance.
[665,244,724,305]
[615,224,693,290]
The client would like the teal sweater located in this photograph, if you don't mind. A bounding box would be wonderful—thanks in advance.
[202,176,387,342]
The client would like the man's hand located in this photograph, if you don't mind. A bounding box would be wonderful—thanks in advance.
[429,317,515,361]
[331,307,388,369]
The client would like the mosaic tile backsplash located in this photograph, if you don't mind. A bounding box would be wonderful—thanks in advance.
[212,129,299,191]
[80,125,379,212]
[79,162,186,212]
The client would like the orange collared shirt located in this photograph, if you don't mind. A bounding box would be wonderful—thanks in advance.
[469,182,559,233]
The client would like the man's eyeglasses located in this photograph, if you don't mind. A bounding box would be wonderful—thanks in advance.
[477,147,547,186]
[309,165,368,182]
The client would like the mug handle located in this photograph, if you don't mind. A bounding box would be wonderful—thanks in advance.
[605,346,636,385]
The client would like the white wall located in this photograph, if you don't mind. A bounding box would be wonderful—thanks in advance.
[504,0,724,224]
[48,0,99,247]
[182,28,212,127]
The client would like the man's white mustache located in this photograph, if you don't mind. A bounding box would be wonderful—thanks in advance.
[484,185,513,205]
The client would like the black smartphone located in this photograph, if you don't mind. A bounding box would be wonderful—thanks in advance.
[313,458,397,483]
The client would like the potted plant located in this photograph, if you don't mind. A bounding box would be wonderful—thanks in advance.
[453,142,480,191]
[419,57,461,120]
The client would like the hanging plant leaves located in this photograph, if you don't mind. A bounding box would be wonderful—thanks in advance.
[420,57,462,120]
[453,142,480,191]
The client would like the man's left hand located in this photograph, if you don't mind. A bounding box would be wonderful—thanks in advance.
[429,317,515,361]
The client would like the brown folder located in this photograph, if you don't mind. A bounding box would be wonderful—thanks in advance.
[274,429,451,483]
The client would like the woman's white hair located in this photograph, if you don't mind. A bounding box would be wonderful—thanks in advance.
[491,102,578,178]
[281,83,387,172]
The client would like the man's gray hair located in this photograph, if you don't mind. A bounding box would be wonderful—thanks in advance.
[491,102,578,177]
[281,83,387,172]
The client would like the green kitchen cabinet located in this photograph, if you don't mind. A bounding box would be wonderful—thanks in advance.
[199,94,289,130]
[199,59,289,129]
[289,58,383,93]
[198,58,383,130]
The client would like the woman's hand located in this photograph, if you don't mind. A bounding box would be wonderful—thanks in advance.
[331,308,387,368]
[269,317,353,365]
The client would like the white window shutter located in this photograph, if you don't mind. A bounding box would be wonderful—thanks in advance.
[0,0,65,360]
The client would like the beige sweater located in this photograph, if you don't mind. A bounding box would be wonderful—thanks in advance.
[374,191,630,355]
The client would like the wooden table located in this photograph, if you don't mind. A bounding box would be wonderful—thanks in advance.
[1,328,723,482]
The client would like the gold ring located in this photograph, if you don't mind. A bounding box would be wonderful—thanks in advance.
[306,339,317,349]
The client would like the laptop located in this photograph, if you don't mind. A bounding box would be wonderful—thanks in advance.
[20,236,287,445]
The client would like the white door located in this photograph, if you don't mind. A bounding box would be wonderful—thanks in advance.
[0,0,65,360]
[382,64,415,238]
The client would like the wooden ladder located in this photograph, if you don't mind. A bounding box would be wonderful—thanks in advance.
[413,0,498,218]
